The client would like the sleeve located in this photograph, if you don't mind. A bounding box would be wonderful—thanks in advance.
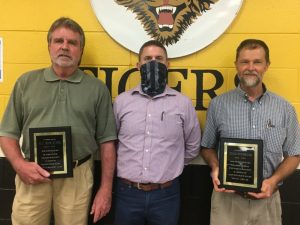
[95,83,117,144]
[200,98,219,149]
[0,79,24,140]
[283,103,300,156]
[183,98,201,164]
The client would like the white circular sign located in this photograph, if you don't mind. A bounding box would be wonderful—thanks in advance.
[90,0,244,58]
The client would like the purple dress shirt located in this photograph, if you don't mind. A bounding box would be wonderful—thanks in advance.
[113,85,201,183]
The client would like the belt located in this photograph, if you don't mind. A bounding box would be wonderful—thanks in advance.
[72,155,91,168]
[120,178,173,191]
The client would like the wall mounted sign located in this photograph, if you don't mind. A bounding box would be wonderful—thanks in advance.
[90,0,244,58]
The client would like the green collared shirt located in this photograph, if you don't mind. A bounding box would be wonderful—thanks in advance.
[0,67,117,159]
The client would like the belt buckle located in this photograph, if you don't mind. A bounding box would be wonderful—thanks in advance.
[137,183,142,190]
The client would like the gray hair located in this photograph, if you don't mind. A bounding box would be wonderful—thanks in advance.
[47,17,85,49]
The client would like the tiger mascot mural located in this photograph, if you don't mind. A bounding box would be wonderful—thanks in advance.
[115,0,219,46]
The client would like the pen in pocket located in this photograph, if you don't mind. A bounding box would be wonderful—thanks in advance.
[266,119,275,128]
[161,111,165,121]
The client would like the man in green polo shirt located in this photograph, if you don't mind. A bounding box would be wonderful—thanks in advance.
[0,17,117,225]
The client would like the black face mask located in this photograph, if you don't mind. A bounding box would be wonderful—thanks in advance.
[140,60,167,97]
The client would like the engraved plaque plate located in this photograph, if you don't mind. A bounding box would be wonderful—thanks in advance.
[29,127,73,178]
[219,138,263,192]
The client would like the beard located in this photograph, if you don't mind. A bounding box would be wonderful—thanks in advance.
[50,51,81,68]
[52,56,76,68]
[238,71,261,88]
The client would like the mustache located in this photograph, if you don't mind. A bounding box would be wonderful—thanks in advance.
[243,70,259,76]
[58,54,72,59]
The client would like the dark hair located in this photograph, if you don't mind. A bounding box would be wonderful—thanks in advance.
[47,17,85,49]
[236,39,270,64]
[138,40,168,60]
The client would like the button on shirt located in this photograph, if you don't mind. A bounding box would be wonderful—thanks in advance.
[114,86,201,183]
[201,86,300,179]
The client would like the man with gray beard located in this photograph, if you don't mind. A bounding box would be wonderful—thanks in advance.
[0,17,117,225]
[201,39,300,225]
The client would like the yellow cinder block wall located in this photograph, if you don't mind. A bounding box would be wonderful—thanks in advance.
[0,0,300,130]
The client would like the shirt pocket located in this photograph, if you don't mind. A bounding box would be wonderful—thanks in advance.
[159,113,183,141]
[263,128,286,175]
[263,127,286,154]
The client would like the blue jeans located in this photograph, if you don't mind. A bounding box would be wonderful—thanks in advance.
[114,178,180,225]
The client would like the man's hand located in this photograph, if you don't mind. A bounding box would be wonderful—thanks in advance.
[0,136,50,184]
[248,178,277,199]
[248,156,300,199]
[90,187,112,223]
[90,141,116,223]
[211,166,235,193]
[14,159,51,185]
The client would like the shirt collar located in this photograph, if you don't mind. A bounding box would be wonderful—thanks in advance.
[237,83,269,103]
[44,67,83,83]
[131,85,177,98]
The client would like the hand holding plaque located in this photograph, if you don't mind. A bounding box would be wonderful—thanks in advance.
[29,126,73,178]
[218,138,263,192]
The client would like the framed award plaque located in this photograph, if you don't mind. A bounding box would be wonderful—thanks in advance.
[29,126,73,178]
[218,137,263,192]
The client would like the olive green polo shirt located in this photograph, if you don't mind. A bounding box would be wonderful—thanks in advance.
[0,67,117,159]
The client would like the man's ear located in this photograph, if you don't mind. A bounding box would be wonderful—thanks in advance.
[136,62,141,70]
[166,61,170,69]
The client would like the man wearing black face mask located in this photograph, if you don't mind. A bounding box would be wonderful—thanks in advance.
[113,40,201,225]
[140,60,167,96]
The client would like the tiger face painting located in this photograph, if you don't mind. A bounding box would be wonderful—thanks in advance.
[115,0,219,46]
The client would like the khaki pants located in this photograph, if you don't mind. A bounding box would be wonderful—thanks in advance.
[12,159,93,225]
[211,190,282,225]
